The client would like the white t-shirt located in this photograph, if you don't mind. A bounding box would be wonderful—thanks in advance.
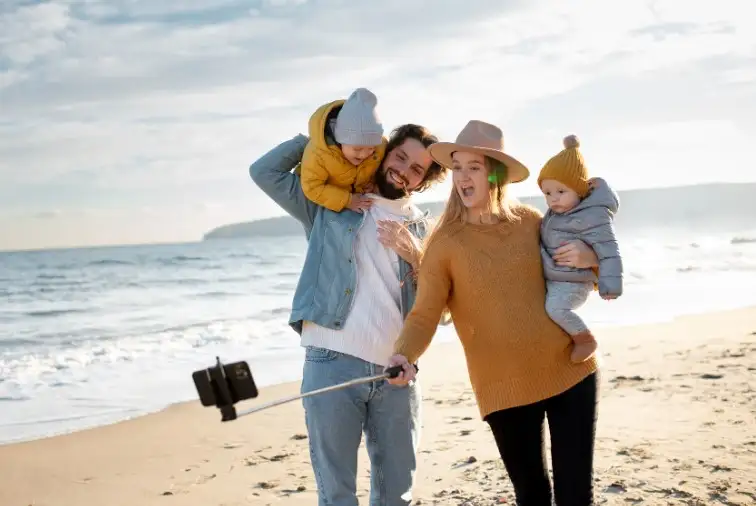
[301,194,422,365]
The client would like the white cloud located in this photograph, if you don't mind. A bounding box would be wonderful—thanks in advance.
[586,120,752,188]
[722,67,756,84]
[0,0,755,249]
[0,2,72,65]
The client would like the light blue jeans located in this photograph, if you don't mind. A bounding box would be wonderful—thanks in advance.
[301,346,422,506]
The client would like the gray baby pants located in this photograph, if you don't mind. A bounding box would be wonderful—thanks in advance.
[545,280,593,335]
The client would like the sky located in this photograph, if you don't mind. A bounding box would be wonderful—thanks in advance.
[1,0,754,251]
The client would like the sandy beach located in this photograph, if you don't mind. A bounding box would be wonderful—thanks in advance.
[1,307,754,506]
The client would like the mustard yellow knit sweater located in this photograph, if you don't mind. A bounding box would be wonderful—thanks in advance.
[393,204,599,419]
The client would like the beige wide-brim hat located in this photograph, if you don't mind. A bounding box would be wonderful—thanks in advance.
[428,120,530,184]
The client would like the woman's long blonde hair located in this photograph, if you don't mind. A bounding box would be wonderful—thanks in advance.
[422,154,521,253]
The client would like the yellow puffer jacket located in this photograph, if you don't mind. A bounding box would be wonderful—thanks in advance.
[297,99,387,212]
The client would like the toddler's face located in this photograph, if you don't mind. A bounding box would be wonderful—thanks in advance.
[541,179,580,213]
[341,145,376,166]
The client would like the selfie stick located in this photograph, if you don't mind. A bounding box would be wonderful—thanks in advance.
[193,357,413,422]
[234,365,406,418]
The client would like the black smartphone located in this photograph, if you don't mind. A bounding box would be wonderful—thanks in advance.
[192,359,259,407]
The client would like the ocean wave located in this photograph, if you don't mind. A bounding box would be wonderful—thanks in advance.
[651,234,756,251]
[30,262,79,270]
[257,258,279,266]
[29,279,87,288]
[0,318,284,393]
[171,277,210,285]
[677,264,756,274]
[620,271,646,283]
[87,259,134,267]
[23,255,216,272]
[198,264,225,270]
[0,337,41,348]
[265,307,290,317]
[157,255,208,265]
[0,287,37,298]
[676,266,698,273]
[217,274,262,282]
[0,394,31,402]
[24,308,90,318]
[622,233,756,278]
[120,276,260,289]
[195,290,245,298]
[731,236,756,244]
[271,281,297,291]
[226,252,262,260]
[36,273,67,280]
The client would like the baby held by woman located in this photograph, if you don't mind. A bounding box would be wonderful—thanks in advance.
[538,135,624,363]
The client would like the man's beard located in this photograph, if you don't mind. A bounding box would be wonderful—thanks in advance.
[375,165,410,200]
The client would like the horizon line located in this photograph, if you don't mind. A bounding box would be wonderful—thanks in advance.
[2,180,753,254]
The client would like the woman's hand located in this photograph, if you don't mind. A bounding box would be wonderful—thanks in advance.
[552,240,598,269]
[386,354,416,385]
[377,219,421,268]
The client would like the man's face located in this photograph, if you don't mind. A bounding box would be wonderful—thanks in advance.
[375,138,434,200]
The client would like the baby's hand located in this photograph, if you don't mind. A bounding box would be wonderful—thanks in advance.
[601,293,618,301]
[347,194,373,213]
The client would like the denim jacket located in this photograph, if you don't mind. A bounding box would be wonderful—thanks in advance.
[249,134,439,335]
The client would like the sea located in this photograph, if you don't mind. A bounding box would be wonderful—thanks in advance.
[2,183,756,445]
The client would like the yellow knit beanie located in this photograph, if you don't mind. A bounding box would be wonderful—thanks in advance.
[537,135,590,198]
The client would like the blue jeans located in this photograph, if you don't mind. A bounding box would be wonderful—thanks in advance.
[301,346,422,506]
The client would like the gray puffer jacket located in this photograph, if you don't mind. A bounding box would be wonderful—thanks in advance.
[540,177,623,297]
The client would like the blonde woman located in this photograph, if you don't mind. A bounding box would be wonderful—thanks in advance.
[387,121,600,506]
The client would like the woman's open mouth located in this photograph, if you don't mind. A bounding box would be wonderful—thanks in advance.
[459,184,474,197]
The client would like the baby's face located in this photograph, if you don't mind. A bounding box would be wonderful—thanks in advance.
[541,179,580,213]
[341,145,376,166]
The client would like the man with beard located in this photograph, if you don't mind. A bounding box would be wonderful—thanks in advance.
[249,123,446,506]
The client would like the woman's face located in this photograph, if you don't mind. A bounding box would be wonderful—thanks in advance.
[451,151,490,211]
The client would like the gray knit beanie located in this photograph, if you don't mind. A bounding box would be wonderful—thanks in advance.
[333,87,384,146]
